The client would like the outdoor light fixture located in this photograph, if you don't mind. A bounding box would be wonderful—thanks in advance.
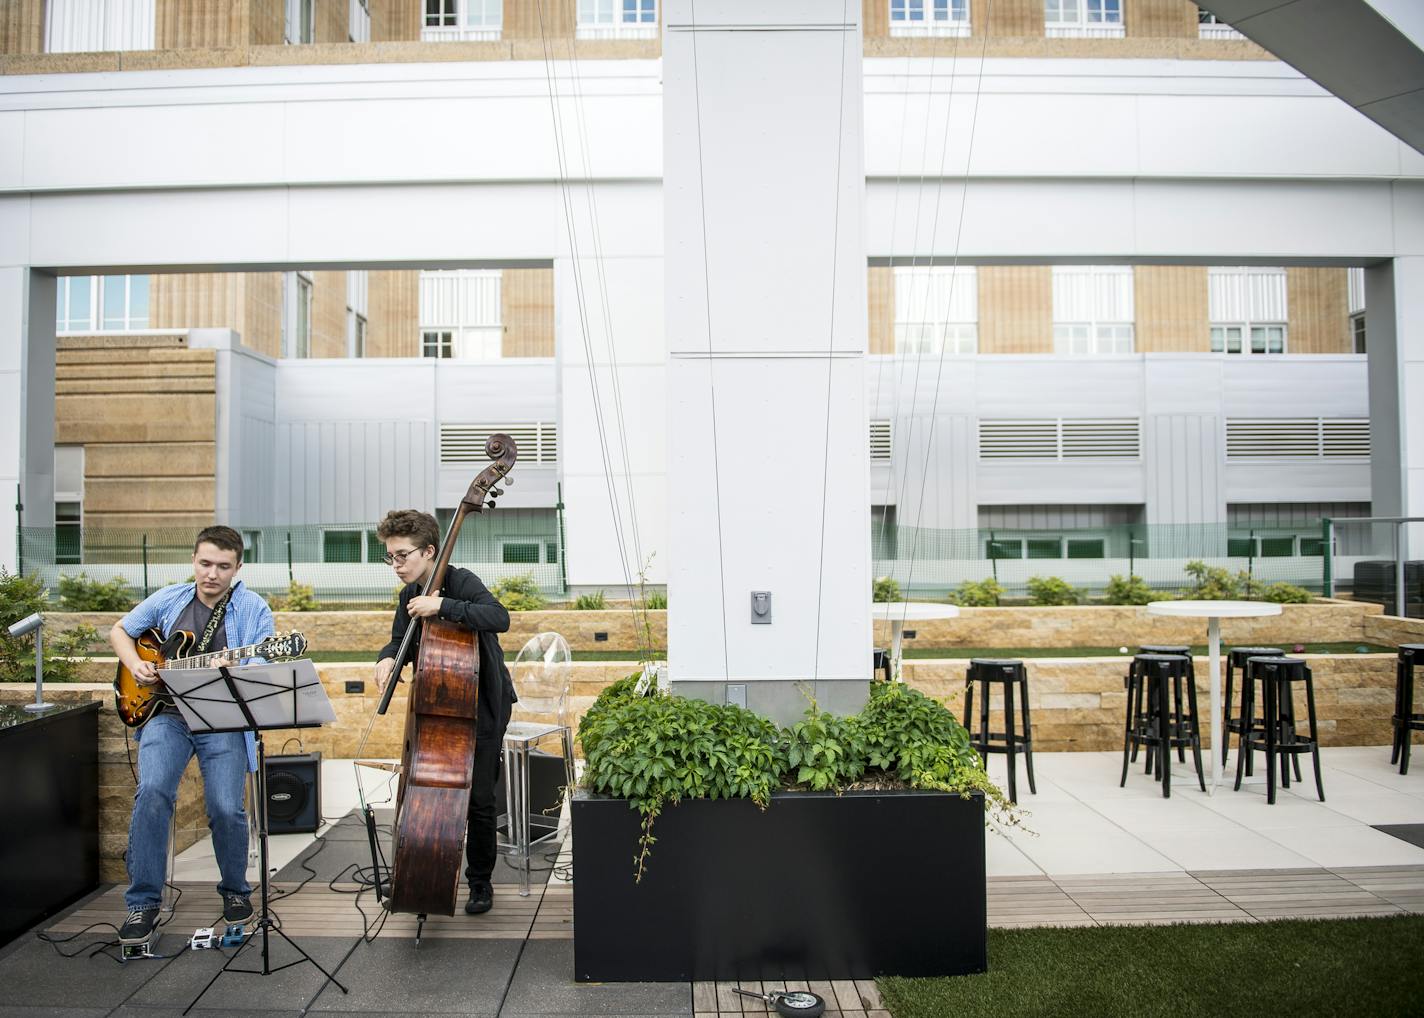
[7,612,53,713]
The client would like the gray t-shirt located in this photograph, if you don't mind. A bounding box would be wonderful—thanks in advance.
[171,594,228,655]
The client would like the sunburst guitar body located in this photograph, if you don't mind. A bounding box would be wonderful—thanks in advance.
[113,628,308,728]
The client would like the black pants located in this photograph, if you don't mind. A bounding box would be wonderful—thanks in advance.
[464,703,512,887]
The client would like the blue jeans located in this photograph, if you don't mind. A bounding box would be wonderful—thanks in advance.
[125,709,251,910]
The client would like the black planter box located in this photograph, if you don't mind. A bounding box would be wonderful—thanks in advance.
[572,788,986,982]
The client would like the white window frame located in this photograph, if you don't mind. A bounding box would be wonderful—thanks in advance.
[577,0,658,40]
[419,269,503,360]
[1350,313,1366,355]
[422,0,502,41]
[893,265,978,355]
[1044,0,1124,39]
[284,272,314,358]
[56,275,149,333]
[285,0,314,44]
[423,329,454,359]
[1209,266,1287,356]
[349,0,370,42]
[1197,6,1245,40]
[1051,266,1134,355]
[45,0,155,53]
[889,0,970,38]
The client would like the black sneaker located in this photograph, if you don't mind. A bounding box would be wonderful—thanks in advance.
[119,906,160,945]
[464,882,493,915]
[222,892,254,925]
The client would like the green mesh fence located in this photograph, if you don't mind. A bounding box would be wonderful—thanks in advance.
[871,521,1334,599]
[18,513,565,605]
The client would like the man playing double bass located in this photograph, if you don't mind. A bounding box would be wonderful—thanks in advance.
[373,509,516,915]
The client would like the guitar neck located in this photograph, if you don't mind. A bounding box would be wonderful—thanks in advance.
[169,641,267,671]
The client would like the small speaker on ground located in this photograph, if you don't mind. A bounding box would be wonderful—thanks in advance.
[264,751,322,835]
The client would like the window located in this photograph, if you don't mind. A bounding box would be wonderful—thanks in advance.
[321,529,384,563]
[1066,538,1105,559]
[1351,313,1366,355]
[1209,267,1287,356]
[286,0,314,43]
[350,0,370,42]
[546,541,559,564]
[351,313,368,358]
[893,266,977,355]
[289,273,313,358]
[1300,537,1325,557]
[423,330,454,359]
[423,0,501,40]
[45,0,155,52]
[242,531,263,561]
[986,539,1023,560]
[1197,6,1244,40]
[890,0,970,38]
[577,0,658,40]
[57,275,149,331]
[1052,266,1134,355]
[502,542,542,565]
[419,270,502,359]
[1227,537,1256,557]
[1044,0,1123,38]
[1260,536,1295,557]
[54,445,84,566]
[1027,538,1061,559]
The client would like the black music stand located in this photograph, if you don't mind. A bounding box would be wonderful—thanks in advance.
[160,660,349,1015]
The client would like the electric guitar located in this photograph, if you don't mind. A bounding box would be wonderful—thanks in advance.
[114,629,309,728]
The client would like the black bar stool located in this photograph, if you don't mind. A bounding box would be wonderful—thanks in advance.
[1125,646,1196,769]
[1234,656,1324,804]
[1121,653,1205,797]
[1224,646,1286,768]
[1393,644,1424,775]
[964,659,1036,803]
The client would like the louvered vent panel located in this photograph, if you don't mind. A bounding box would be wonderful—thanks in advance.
[440,423,555,465]
[869,420,892,462]
[1226,419,1322,459]
[1322,418,1370,458]
[1061,418,1140,459]
[979,420,1058,460]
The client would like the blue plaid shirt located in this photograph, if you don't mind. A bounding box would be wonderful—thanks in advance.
[122,580,274,770]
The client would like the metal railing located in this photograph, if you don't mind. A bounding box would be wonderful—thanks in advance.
[1322,516,1424,618]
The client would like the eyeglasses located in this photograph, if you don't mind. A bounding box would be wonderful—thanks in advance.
[382,548,426,566]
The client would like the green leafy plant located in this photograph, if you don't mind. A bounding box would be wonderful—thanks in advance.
[1259,581,1311,604]
[574,591,608,611]
[580,674,787,881]
[1026,576,1080,606]
[0,569,98,682]
[645,589,668,610]
[55,572,135,612]
[270,581,319,612]
[873,576,903,603]
[492,573,547,611]
[784,703,867,791]
[1102,573,1156,606]
[948,578,1004,607]
[1182,560,1243,599]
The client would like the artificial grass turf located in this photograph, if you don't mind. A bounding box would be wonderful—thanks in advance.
[876,916,1424,1018]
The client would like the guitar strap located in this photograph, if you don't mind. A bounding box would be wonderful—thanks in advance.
[193,586,236,655]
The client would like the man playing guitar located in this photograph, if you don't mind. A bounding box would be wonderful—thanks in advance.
[109,525,274,945]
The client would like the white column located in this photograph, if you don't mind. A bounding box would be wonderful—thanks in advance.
[1366,256,1424,560]
[664,1,871,724]
[0,267,56,573]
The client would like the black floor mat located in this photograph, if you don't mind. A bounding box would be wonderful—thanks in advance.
[1373,823,1424,850]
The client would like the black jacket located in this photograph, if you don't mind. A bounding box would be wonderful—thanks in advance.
[378,566,516,736]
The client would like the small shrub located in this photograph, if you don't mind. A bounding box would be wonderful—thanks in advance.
[645,589,667,610]
[492,573,546,612]
[1102,573,1156,606]
[1260,581,1311,604]
[872,576,902,603]
[1026,576,1080,606]
[948,578,1004,607]
[56,572,135,612]
[574,591,607,611]
[783,704,867,791]
[270,581,319,612]
[0,569,98,682]
[1183,560,1243,600]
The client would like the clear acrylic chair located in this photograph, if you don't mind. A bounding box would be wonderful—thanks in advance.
[499,632,576,896]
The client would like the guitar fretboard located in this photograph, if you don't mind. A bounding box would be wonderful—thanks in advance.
[168,642,269,670]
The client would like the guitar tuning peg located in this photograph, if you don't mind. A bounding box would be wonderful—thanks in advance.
[486,500,497,510]
[491,488,504,498]
[501,476,513,487]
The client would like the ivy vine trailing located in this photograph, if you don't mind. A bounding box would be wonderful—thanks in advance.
[579,675,1019,881]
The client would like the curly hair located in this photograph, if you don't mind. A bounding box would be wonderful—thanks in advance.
[375,509,440,551]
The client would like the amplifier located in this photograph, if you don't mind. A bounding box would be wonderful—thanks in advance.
[264,752,322,835]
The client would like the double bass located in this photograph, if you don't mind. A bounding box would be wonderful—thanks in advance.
[375,433,517,920]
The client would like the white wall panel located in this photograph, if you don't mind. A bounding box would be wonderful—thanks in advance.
[1145,414,1223,525]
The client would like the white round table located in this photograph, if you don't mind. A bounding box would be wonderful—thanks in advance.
[873,602,961,682]
[1144,600,1283,793]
